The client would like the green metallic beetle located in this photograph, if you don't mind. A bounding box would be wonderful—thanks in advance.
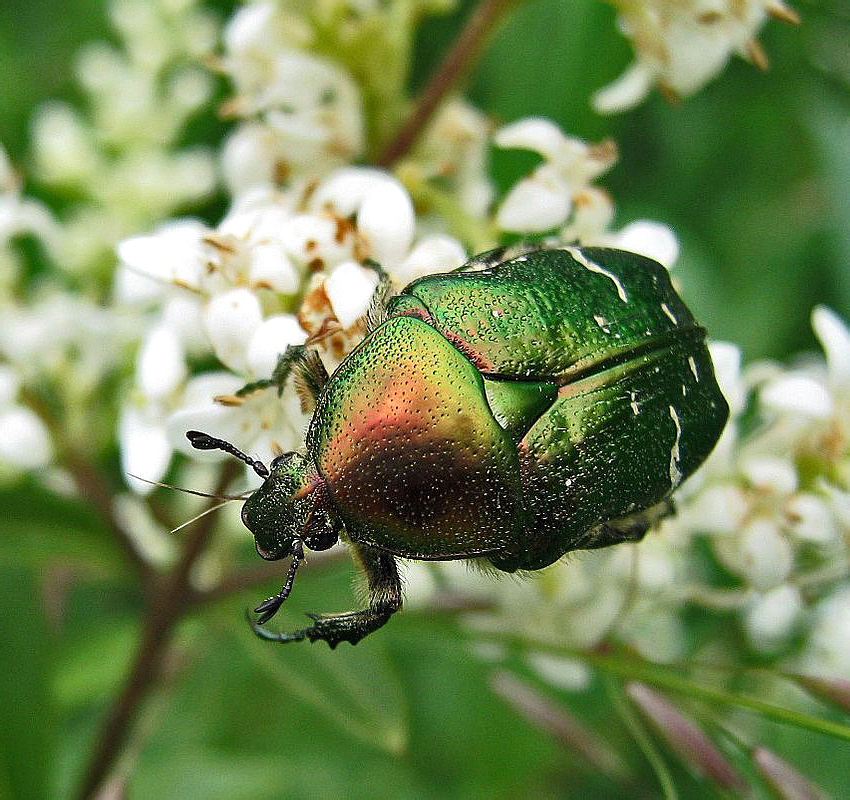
[188,243,728,648]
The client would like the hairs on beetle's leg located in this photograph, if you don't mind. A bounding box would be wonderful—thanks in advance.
[364,259,394,333]
[270,344,329,407]
[249,544,402,648]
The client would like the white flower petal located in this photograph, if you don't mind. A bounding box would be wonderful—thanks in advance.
[117,220,208,290]
[812,305,850,388]
[137,325,186,400]
[708,341,745,415]
[760,373,833,419]
[738,518,793,589]
[0,406,53,470]
[744,584,802,652]
[494,117,567,160]
[356,179,415,269]
[526,653,592,690]
[274,212,351,267]
[614,220,680,268]
[393,235,467,286]
[221,122,278,194]
[310,167,393,217]
[161,295,207,355]
[113,263,164,304]
[324,261,378,329]
[592,62,655,114]
[248,240,300,294]
[202,289,263,372]
[685,484,749,535]
[119,407,172,493]
[496,169,571,233]
[740,455,797,494]
[785,493,838,547]
[166,373,249,459]
[246,314,307,378]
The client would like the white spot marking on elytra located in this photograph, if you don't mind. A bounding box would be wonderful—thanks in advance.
[668,405,683,488]
[630,391,639,415]
[593,314,611,333]
[661,303,678,325]
[564,246,628,303]
[688,356,699,381]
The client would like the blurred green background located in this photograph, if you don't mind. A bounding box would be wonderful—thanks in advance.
[1,1,848,798]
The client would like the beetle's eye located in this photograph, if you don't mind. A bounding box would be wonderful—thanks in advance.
[270,454,289,470]
[255,540,277,561]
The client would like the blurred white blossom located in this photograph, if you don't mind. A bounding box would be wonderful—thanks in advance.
[30,0,218,275]
[593,0,800,113]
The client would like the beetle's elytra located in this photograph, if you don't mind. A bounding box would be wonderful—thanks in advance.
[189,244,729,647]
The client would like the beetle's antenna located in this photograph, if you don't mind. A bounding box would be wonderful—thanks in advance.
[126,473,252,500]
[170,499,238,534]
[186,430,270,478]
[252,539,304,624]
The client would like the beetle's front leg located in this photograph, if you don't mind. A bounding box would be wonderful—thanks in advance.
[249,544,402,648]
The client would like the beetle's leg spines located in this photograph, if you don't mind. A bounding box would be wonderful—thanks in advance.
[249,544,402,648]
[364,259,394,333]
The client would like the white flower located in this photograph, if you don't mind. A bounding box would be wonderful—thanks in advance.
[799,586,850,679]
[494,118,617,235]
[611,220,680,269]
[324,261,379,330]
[743,583,802,651]
[0,365,53,471]
[246,314,307,379]
[593,0,799,113]
[221,5,364,186]
[202,289,264,373]
[120,404,173,495]
[394,235,468,287]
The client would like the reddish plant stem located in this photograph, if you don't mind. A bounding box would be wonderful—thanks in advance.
[376,0,519,167]
[75,463,239,800]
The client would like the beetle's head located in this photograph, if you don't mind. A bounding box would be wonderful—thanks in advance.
[242,450,339,560]
[185,431,339,562]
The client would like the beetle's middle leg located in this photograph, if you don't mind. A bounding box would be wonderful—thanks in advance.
[580,499,676,550]
[249,543,402,648]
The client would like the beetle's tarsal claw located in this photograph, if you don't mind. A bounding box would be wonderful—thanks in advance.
[253,596,284,625]
[245,609,308,643]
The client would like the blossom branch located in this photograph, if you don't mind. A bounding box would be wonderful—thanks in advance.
[376,0,522,166]
[75,461,240,800]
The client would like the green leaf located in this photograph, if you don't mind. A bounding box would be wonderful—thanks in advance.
[0,483,127,575]
[226,621,408,754]
[0,568,56,800]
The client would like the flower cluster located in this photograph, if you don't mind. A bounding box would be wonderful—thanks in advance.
[594,0,800,113]
[30,0,219,277]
